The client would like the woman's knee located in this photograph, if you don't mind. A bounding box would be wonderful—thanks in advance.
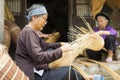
[105,35,115,41]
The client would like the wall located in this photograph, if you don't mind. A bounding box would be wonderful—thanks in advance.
[0,0,4,44]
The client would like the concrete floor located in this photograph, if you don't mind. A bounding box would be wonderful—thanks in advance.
[73,58,120,80]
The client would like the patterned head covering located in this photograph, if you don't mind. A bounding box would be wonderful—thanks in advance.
[26,4,48,21]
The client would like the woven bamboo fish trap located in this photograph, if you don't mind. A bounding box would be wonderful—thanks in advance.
[49,33,104,69]
[49,16,104,69]
[4,25,11,51]
[45,32,60,43]
[4,19,21,45]
[0,44,29,80]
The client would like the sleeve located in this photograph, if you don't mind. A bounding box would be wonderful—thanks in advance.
[24,30,62,65]
[40,39,61,50]
[93,27,99,32]
[108,27,117,36]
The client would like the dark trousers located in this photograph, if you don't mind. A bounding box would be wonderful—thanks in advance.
[104,35,116,51]
[35,66,84,80]
[86,35,116,61]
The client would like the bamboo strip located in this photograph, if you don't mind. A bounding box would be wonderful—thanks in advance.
[77,60,92,67]
[0,60,13,80]
[11,67,19,80]
[79,16,94,33]
[74,25,87,33]
[72,64,90,80]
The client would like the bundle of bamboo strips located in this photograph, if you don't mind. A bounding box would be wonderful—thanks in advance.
[45,32,60,43]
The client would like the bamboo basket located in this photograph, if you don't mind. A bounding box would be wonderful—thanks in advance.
[4,25,11,51]
[4,19,21,45]
[0,44,29,80]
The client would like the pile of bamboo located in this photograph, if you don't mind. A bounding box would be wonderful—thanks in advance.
[45,32,60,43]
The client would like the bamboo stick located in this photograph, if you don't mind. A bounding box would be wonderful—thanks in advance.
[72,63,90,80]
[77,60,92,67]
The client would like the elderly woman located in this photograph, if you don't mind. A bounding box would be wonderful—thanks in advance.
[86,13,117,62]
[15,4,85,80]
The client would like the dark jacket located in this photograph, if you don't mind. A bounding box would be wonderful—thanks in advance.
[15,26,62,80]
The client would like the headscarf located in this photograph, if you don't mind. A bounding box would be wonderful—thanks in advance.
[26,4,48,21]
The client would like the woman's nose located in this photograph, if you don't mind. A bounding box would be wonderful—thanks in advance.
[45,21,47,25]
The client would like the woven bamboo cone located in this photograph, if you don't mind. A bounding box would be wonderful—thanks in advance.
[49,33,104,68]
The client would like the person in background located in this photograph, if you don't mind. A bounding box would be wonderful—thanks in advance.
[86,12,117,62]
[15,4,87,80]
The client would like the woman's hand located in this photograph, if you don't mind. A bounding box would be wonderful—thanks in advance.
[95,30,103,35]
[60,42,73,53]
[37,31,51,39]
[39,34,49,38]
[95,30,110,35]
[60,42,68,46]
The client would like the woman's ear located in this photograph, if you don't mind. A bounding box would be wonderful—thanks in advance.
[31,16,36,21]
[106,19,109,23]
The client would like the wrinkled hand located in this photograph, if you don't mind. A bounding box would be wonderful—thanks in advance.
[39,34,49,38]
[90,32,100,36]
[60,42,73,53]
[60,42,69,46]
[37,31,51,39]
[95,30,103,35]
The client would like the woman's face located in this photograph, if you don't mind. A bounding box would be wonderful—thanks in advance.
[32,14,48,31]
[96,16,108,29]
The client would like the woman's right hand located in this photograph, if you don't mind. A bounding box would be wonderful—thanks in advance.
[60,43,73,53]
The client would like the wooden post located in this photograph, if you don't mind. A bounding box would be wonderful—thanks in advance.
[21,0,27,27]
[68,0,73,26]
[0,0,4,44]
